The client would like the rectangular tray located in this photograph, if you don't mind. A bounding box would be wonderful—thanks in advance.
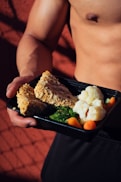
[7,76,121,140]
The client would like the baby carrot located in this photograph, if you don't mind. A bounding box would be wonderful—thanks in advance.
[109,97,116,105]
[104,96,116,111]
[67,117,82,128]
[83,120,96,130]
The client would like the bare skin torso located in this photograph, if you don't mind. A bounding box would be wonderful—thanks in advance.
[68,0,121,91]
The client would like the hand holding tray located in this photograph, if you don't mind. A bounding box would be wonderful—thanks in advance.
[7,76,121,140]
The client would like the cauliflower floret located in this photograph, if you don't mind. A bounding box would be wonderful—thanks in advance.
[73,99,106,123]
[86,105,106,121]
[78,86,104,105]
[73,100,89,122]
[73,86,106,123]
[77,90,88,102]
[92,99,103,107]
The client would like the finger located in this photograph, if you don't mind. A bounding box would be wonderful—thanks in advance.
[7,108,37,128]
[6,76,34,98]
[6,82,19,98]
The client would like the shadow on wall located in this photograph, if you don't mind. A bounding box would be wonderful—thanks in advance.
[0,0,26,32]
[0,173,41,182]
[0,0,26,101]
[0,35,76,101]
[0,37,18,101]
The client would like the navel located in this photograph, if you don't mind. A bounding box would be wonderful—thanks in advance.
[86,13,99,22]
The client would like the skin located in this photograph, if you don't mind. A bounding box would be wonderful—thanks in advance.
[6,0,121,127]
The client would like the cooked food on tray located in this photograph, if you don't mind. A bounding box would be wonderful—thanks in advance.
[16,70,116,130]
[16,83,49,116]
[34,70,77,108]
[73,86,106,123]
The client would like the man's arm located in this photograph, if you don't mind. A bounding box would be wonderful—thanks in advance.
[6,0,69,127]
[7,0,69,98]
[17,0,69,77]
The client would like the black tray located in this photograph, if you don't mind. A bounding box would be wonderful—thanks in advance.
[7,76,121,140]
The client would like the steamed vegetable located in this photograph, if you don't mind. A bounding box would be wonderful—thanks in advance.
[67,117,82,128]
[83,120,96,130]
[49,86,116,131]
[73,86,106,124]
[49,106,78,123]
[77,85,104,105]
[104,96,116,111]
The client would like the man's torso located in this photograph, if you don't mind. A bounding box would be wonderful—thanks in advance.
[68,0,121,91]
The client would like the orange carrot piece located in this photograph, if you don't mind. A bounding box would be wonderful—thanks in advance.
[83,120,96,130]
[105,96,116,111]
[67,117,82,128]
[109,97,116,105]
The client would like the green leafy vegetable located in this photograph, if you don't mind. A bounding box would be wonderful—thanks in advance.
[49,106,78,123]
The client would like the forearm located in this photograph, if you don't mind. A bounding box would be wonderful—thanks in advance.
[16,33,53,78]
[16,0,69,78]
[6,0,69,128]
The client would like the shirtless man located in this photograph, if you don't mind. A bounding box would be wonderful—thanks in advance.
[6,0,121,181]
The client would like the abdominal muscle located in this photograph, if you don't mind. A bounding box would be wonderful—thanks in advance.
[69,4,121,91]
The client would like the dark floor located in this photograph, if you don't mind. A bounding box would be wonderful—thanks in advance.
[0,0,75,181]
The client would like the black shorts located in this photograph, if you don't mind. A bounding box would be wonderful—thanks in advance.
[41,129,121,182]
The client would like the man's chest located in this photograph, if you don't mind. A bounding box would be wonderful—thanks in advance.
[68,0,121,23]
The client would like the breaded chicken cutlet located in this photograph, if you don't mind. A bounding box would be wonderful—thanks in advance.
[16,71,77,116]
[34,71,77,108]
[16,83,48,116]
